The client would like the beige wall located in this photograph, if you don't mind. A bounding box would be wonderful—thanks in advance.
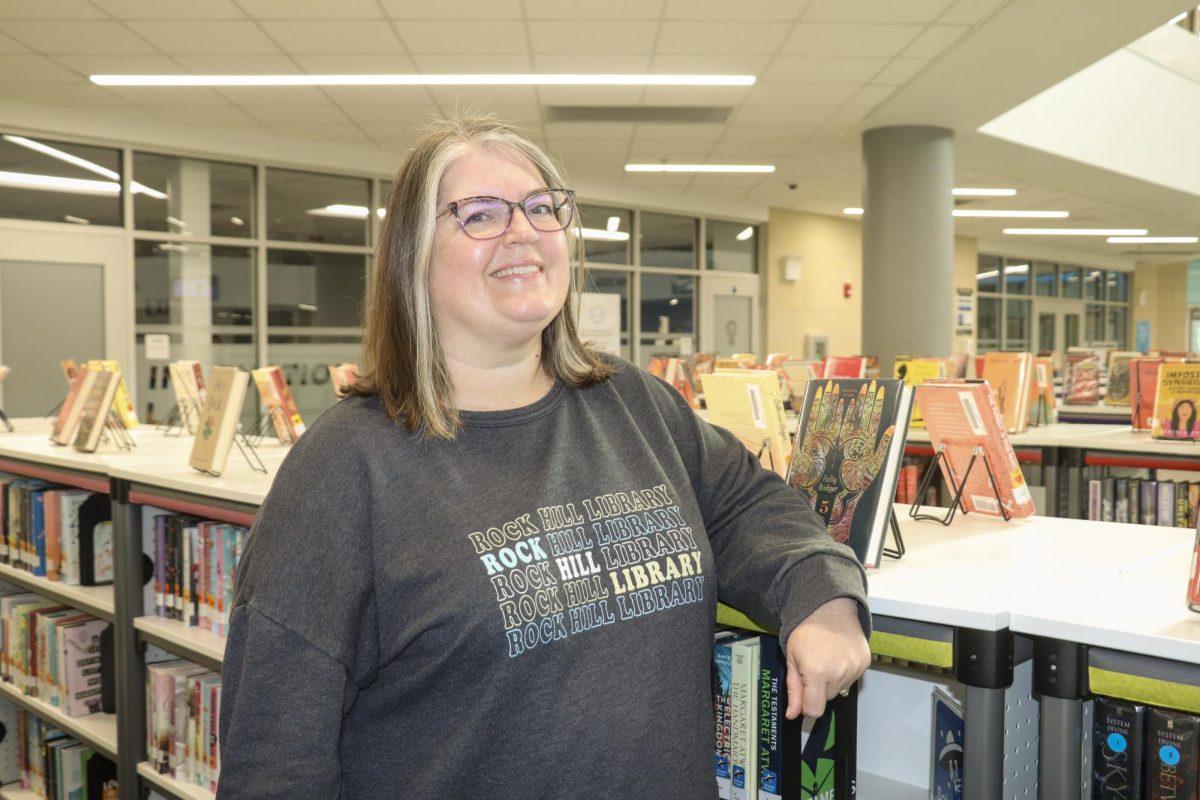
[1133,260,1190,351]
[953,235,979,354]
[763,205,978,358]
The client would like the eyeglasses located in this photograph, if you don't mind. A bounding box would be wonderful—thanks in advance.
[442,188,576,240]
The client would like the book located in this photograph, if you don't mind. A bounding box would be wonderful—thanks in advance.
[1189,525,1200,613]
[1065,356,1101,405]
[77,493,113,586]
[168,360,206,433]
[188,366,250,476]
[61,618,109,717]
[1150,363,1200,440]
[712,634,735,799]
[267,365,306,441]
[71,370,120,453]
[1092,696,1145,799]
[251,366,293,443]
[1104,351,1141,406]
[930,688,964,800]
[728,636,760,800]
[701,370,791,477]
[84,359,138,428]
[893,357,947,429]
[1027,357,1056,426]
[787,379,913,567]
[50,367,98,446]
[1146,707,1199,800]
[1131,358,1167,431]
[821,356,866,379]
[981,351,1033,434]
[328,362,359,399]
[913,381,1037,519]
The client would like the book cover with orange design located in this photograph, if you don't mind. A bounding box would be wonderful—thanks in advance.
[821,356,866,379]
[1130,357,1167,430]
[250,367,292,443]
[1150,362,1200,440]
[268,367,306,441]
[50,368,97,446]
[981,351,1033,434]
[914,381,1036,519]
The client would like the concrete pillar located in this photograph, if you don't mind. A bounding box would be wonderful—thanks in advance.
[862,126,954,377]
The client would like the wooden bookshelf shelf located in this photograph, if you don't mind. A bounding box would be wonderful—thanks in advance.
[0,682,117,760]
[133,617,225,673]
[137,762,214,800]
[0,563,115,623]
[0,783,39,800]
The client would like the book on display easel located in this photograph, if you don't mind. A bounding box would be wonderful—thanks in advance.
[71,370,132,453]
[188,365,263,476]
[700,369,791,477]
[166,360,206,436]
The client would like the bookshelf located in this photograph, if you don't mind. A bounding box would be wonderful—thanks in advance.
[132,617,225,674]
[0,784,39,800]
[136,762,214,800]
[0,564,115,623]
[0,683,117,761]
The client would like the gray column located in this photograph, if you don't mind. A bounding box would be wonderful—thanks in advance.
[862,126,954,377]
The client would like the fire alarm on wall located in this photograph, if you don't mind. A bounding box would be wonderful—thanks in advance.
[843,283,852,298]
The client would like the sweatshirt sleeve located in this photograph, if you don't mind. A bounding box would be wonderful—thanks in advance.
[218,407,380,799]
[643,374,871,644]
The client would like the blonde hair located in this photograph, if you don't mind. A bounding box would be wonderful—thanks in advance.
[351,115,613,438]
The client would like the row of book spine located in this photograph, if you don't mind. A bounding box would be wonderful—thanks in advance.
[1086,477,1200,528]
[1093,696,1199,799]
[0,591,111,718]
[17,709,118,799]
[894,462,942,508]
[152,515,248,637]
[2,481,110,585]
[146,658,221,793]
[712,631,854,800]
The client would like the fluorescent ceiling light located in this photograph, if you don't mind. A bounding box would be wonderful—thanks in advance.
[1107,236,1199,244]
[976,264,1029,280]
[976,270,998,279]
[1005,263,1029,273]
[306,204,370,219]
[2,134,167,199]
[580,227,630,242]
[376,208,386,219]
[736,226,754,241]
[63,215,90,225]
[1168,11,1188,25]
[1003,227,1148,236]
[952,209,1068,218]
[953,187,1017,197]
[0,170,119,196]
[92,73,756,87]
[230,216,245,226]
[606,216,621,233]
[625,164,774,173]
[842,207,864,215]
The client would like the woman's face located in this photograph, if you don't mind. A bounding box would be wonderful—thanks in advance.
[1180,403,1194,424]
[429,144,570,361]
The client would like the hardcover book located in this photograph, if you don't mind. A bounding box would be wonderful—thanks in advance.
[787,379,913,567]
[913,382,1037,519]
[1130,358,1168,431]
[84,359,138,429]
[712,633,735,799]
[1065,356,1101,406]
[1092,696,1145,800]
[267,366,306,441]
[930,688,964,800]
[188,366,250,476]
[1104,351,1142,406]
[50,368,97,446]
[894,357,948,429]
[981,351,1033,434]
[701,369,791,477]
[728,636,760,800]
[71,370,120,453]
[168,360,205,434]
[250,366,293,443]
[1150,363,1200,440]
[821,356,867,380]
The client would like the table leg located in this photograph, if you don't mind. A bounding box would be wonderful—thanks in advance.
[1039,696,1083,800]
[964,685,1005,800]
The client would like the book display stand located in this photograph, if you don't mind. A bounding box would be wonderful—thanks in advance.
[0,407,12,433]
[190,427,266,477]
[881,511,904,560]
[161,381,202,438]
[99,410,136,451]
[909,444,1011,525]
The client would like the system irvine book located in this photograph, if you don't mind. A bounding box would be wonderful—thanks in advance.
[786,379,912,567]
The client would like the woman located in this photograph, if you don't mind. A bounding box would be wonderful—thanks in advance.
[218,116,870,799]
[1167,398,1200,439]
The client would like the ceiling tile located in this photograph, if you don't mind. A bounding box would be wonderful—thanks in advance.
[3,21,158,54]
[731,104,836,126]
[0,32,30,53]
[426,85,540,106]
[551,139,632,156]
[648,53,770,74]
[627,143,719,161]
[290,53,420,73]
[0,82,133,107]
[393,21,528,54]
[338,104,440,125]
[633,122,725,141]
[939,0,1007,25]
[141,104,259,125]
[237,0,384,19]
[720,123,804,143]
[871,57,929,86]
[172,54,299,73]
[379,0,523,19]
[525,0,664,18]
[0,54,84,81]
[0,0,107,19]
[528,21,657,54]
[803,0,956,23]
[260,21,404,54]
[781,23,922,57]
[706,142,797,161]
[845,84,895,107]
[317,85,436,105]
[903,24,970,58]
[412,53,533,72]
[242,103,350,124]
[52,54,184,74]
[124,21,282,54]
[88,0,247,19]
[620,173,694,191]
[657,21,790,55]
[216,86,333,105]
[664,0,809,21]
[103,85,238,105]
[760,55,889,84]
[744,82,859,105]
[266,123,370,141]
[545,121,637,140]
[638,85,751,106]
[534,86,646,105]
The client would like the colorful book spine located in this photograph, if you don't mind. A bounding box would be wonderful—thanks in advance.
[713,636,734,799]
[729,636,760,800]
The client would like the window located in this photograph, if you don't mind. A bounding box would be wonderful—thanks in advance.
[0,133,122,227]
[1033,261,1057,297]
[977,296,1000,351]
[640,212,697,269]
[1084,269,1105,301]
[705,220,757,273]
[579,203,632,265]
[1004,258,1030,295]
[976,254,1001,293]
[583,268,630,360]
[1005,299,1030,350]
[266,168,370,246]
[134,153,255,238]
[1106,270,1129,303]
[639,273,694,356]
[1061,266,1082,299]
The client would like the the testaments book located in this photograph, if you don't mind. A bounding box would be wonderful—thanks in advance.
[914,382,1036,519]
[1150,362,1200,440]
[787,379,912,568]
[188,366,249,476]
[701,370,791,477]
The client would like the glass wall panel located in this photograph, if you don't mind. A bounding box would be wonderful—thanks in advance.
[639,273,694,357]
[1004,258,1030,295]
[640,212,697,269]
[1107,305,1128,348]
[266,168,369,245]
[582,268,630,360]
[133,240,255,426]
[1084,269,1105,301]
[1061,266,1082,298]
[133,153,254,238]
[579,203,632,265]
[1004,298,1030,350]
[1085,303,1105,343]
[266,249,366,422]
[1033,261,1057,297]
[705,220,757,273]
[977,296,1000,351]
[976,254,1001,293]
[1107,270,1129,303]
[0,133,122,226]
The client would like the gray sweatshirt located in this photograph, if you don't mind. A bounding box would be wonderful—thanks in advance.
[218,359,869,799]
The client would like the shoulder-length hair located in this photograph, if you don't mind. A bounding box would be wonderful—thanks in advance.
[351,115,614,439]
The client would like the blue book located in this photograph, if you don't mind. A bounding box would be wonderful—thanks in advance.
[712,634,735,799]
[31,490,47,578]
[931,688,964,800]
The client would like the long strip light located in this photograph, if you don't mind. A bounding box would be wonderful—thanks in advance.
[3,134,167,199]
[1004,228,1148,236]
[92,73,756,87]
[1107,236,1199,244]
[953,187,1017,197]
[0,170,119,196]
[626,164,774,173]
[580,228,630,242]
[953,209,1068,218]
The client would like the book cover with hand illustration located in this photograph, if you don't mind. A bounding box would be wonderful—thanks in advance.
[786,379,912,568]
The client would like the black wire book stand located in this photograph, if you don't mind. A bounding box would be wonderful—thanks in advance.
[909,443,1011,526]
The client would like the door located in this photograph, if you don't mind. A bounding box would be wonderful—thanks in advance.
[0,222,132,419]
[1033,297,1084,372]
[699,274,760,357]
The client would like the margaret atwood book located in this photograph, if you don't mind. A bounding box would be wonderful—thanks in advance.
[188,366,249,476]
[914,381,1036,519]
[71,371,121,454]
[701,369,791,477]
[786,379,912,567]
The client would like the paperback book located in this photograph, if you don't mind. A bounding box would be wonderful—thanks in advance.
[188,366,249,476]
[981,351,1033,434]
[1150,362,1200,440]
[1104,351,1142,406]
[1131,357,1168,431]
[930,688,964,800]
[71,371,120,454]
[787,379,913,567]
[821,356,867,380]
[701,369,791,477]
[1065,354,1101,406]
[84,359,138,428]
[893,357,948,429]
[1146,707,1199,800]
[1092,696,1145,800]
